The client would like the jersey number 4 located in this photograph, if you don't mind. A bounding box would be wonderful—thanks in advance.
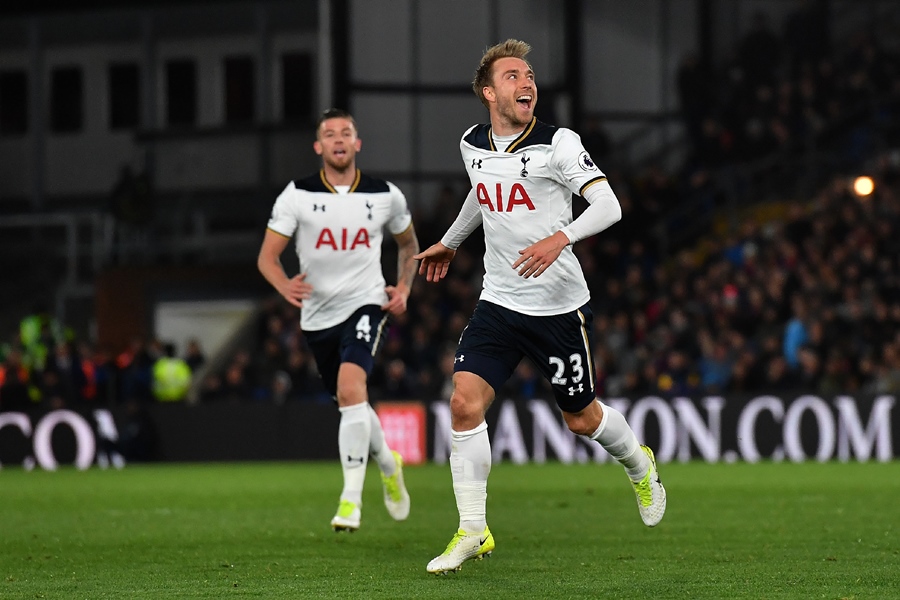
[356,314,372,342]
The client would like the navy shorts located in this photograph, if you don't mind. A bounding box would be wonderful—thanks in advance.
[454,300,597,413]
[303,305,390,396]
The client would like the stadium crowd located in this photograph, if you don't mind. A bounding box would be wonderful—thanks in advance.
[197,12,900,405]
[677,8,899,172]
[4,154,896,411]
[0,322,208,410]
[2,13,900,410]
[202,13,900,405]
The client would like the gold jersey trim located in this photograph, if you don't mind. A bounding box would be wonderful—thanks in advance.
[579,176,608,196]
[319,168,361,193]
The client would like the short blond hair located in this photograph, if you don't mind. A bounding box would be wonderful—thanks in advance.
[472,39,533,108]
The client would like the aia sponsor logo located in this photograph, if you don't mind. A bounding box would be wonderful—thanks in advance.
[315,227,370,250]
[475,182,535,212]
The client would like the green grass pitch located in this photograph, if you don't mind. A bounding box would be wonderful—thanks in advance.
[1,460,898,599]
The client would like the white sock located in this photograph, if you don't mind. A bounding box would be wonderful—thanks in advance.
[367,403,396,476]
[590,400,649,482]
[338,402,371,506]
[450,421,491,534]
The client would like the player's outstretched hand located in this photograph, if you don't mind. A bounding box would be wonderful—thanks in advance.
[513,231,569,279]
[280,273,313,308]
[382,284,410,316]
[414,243,456,282]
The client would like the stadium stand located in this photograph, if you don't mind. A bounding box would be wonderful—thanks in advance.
[198,16,900,405]
[2,7,900,410]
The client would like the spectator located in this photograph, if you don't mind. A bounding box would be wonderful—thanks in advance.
[44,341,85,406]
[763,356,799,392]
[116,337,155,403]
[151,343,192,402]
[504,360,544,401]
[377,358,418,400]
[283,347,329,402]
[698,338,733,393]
[183,339,206,372]
[219,360,252,403]
[783,295,809,369]
[0,348,34,411]
[198,372,224,403]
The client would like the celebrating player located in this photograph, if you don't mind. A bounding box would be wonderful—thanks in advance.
[415,40,666,574]
[258,108,418,532]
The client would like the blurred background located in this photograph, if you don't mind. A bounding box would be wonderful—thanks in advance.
[1,0,899,464]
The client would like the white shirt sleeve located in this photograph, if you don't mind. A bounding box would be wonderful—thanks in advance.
[559,179,622,244]
[440,187,483,249]
[267,181,299,237]
[386,182,413,235]
[550,128,607,196]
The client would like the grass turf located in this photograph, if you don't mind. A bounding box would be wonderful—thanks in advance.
[1,461,898,599]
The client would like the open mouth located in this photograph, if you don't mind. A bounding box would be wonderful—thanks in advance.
[516,94,533,110]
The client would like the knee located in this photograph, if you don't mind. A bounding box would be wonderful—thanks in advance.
[563,402,602,437]
[450,391,491,431]
[448,372,493,430]
[335,368,367,407]
[336,388,365,407]
[449,390,487,430]
[565,414,596,437]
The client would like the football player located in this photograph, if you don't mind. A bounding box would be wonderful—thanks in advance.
[258,109,418,532]
[416,40,666,574]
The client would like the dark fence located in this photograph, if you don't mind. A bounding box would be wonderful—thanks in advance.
[0,394,896,470]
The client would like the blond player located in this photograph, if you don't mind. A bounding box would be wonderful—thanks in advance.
[415,40,666,574]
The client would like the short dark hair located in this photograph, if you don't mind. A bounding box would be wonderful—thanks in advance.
[316,108,357,132]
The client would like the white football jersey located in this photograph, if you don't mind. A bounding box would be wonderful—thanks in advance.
[266,169,412,331]
[460,118,607,316]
